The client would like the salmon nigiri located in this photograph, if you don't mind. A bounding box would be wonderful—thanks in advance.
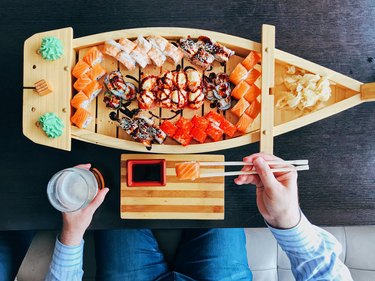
[72,60,90,78]
[229,63,248,85]
[73,74,92,91]
[70,108,93,129]
[70,91,89,109]
[242,51,261,71]
[175,162,200,180]
[83,80,102,102]
[87,64,106,81]
[230,98,250,118]
[236,113,253,133]
[83,46,103,66]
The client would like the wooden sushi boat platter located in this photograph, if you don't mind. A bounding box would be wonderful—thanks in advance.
[23,25,375,154]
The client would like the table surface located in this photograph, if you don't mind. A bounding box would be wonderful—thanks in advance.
[1,0,375,230]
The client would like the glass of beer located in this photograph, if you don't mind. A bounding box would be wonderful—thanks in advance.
[47,167,104,212]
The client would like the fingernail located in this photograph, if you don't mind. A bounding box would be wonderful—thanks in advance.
[234,178,242,185]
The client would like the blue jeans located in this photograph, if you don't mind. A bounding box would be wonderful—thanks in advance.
[94,228,252,281]
[0,230,35,281]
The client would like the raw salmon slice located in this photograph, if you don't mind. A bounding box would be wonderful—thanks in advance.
[229,63,248,85]
[236,114,253,133]
[242,51,261,71]
[244,69,261,85]
[70,91,89,109]
[71,108,93,129]
[72,60,90,78]
[230,98,250,117]
[87,64,106,81]
[175,162,200,180]
[73,75,92,92]
[83,47,103,66]
[245,99,261,119]
[243,84,261,103]
[231,80,251,100]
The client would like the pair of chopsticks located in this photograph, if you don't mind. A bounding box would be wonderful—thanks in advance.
[199,160,309,178]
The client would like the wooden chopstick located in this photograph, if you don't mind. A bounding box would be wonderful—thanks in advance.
[199,165,309,178]
[199,160,308,166]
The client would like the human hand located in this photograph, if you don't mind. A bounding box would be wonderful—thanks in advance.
[234,153,301,229]
[60,164,109,246]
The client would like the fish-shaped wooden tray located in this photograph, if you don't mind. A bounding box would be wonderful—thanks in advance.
[22,26,375,153]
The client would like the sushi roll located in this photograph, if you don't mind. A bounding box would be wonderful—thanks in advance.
[83,80,102,102]
[229,63,249,85]
[236,113,253,133]
[116,51,136,71]
[83,47,103,66]
[164,43,184,65]
[70,108,93,129]
[191,47,215,69]
[87,64,106,81]
[197,36,234,63]
[159,120,177,137]
[103,40,122,57]
[147,47,167,67]
[137,90,155,109]
[104,71,127,97]
[170,89,187,108]
[73,74,92,92]
[179,37,198,59]
[130,46,151,68]
[72,60,90,78]
[103,91,121,109]
[148,35,169,51]
[118,38,137,54]
[242,51,261,71]
[70,91,89,109]
[134,35,152,53]
[206,123,223,142]
[188,88,204,109]
[230,98,250,117]
[186,68,202,91]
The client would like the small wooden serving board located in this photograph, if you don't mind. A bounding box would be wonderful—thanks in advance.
[121,154,225,220]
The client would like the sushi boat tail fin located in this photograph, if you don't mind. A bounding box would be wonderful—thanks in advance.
[23,27,73,151]
[361,82,375,102]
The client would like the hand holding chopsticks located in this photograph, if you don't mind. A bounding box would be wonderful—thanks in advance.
[199,160,309,178]
[175,159,309,180]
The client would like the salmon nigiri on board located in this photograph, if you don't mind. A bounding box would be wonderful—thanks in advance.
[70,91,89,109]
[72,60,90,78]
[70,108,93,129]
[175,161,200,180]
[82,46,103,66]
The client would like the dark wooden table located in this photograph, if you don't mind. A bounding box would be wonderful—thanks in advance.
[1,0,375,230]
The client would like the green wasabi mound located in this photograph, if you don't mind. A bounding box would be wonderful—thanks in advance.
[39,36,64,61]
[39,112,64,138]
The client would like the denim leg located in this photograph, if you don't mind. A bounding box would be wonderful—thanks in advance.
[0,230,35,281]
[94,229,171,281]
[173,228,252,281]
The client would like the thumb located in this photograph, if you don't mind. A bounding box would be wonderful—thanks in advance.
[86,187,109,214]
[253,157,278,188]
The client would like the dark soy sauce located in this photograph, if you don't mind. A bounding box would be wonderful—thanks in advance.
[132,164,161,182]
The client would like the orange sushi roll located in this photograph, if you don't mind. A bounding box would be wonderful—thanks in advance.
[70,91,89,109]
[175,162,200,180]
[72,60,90,78]
[242,51,261,71]
[230,98,250,117]
[73,74,92,91]
[87,64,106,81]
[245,99,261,119]
[243,84,261,103]
[229,63,248,85]
[231,80,251,100]
[244,69,261,85]
[83,80,102,102]
[236,114,253,133]
[83,47,103,66]
[70,108,93,129]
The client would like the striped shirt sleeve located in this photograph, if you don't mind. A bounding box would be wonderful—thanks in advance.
[268,213,353,281]
[44,237,84,281]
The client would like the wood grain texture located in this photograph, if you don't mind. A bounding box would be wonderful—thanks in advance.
[2,0,375,230]
[121,154,224,219]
